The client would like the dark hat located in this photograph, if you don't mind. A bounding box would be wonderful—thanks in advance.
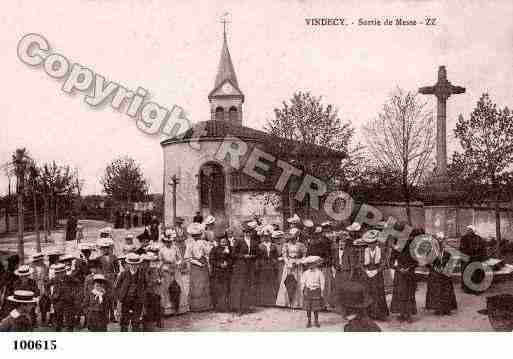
[339,281,373,309]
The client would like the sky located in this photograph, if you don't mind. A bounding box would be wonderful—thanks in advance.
[1,0,512,195]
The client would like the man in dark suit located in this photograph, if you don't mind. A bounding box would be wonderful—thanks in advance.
[459,225,487,294]
[115,253,147,331]
[230,221,260,315]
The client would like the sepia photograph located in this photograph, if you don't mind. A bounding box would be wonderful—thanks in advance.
[1,0,513,347]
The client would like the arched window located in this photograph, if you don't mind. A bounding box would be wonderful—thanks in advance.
[215,107,224,120]
[229,106,238,122]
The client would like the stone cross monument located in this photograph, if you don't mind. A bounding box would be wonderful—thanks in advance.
[419,66,465,237]
[419,66,465,183]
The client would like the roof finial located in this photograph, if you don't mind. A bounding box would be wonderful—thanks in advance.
[221,12,231,39]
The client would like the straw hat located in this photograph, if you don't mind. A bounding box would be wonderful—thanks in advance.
[59,254,75,263]
[204,215,216,225]
[303,219,314,228]
[271,230,284,239]
[92,274,107,283]
[187,222,204,236]
[7,290,38,304]
[346,222,361,232]
[14,265,33,277]
[242,221,258,233]
[125,253,143,265]
[142,252,158,262]
[51,263,66,274]
[361,230,380,244]
[321,221,332,227]
[302,255,323,267]
[287,214,301,224]
[314,226,323,234]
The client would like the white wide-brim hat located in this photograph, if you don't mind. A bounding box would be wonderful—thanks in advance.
[204,215,216,225]
[346,222,361,232]
[271,230,284,239]
[287,214,301,224]
[51,263,67,273]
[361,230,380,244]
[92,274,107,282]
[187,222,205,236]
[303,219,314,228]
[125,253,143,265]
[302,256,323,267]
[7,290,38,304]
[14,265,34,277]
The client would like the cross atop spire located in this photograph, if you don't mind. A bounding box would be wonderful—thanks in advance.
[221,12,231,39]
[214,13,239,89]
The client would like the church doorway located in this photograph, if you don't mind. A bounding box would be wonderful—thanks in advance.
[199,162,226,223]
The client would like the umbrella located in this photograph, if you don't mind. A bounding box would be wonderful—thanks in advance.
[284,274,297,305]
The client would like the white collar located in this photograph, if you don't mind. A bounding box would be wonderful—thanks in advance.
[10,309,20,319]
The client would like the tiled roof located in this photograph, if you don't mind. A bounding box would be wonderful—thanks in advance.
[160,120,346,159]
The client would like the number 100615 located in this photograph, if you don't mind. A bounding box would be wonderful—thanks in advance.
[13,340,57,351]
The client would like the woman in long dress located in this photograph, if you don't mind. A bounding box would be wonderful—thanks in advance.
[361,230,389,321]
[425,235,457,316]
[276,228,307,308]
[390,230,419,323]
[159,230,189,315]
[209,235,233,312]
[184,223,212,311]
[256,226,280,306]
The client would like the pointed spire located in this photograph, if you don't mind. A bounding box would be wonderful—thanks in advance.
[214,19,239,89]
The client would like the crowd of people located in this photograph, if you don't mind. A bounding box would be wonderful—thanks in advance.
[0,212,474,332]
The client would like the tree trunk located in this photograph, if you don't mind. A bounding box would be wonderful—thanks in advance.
[17,181,24,264]
[43,194,49,242]
[6,178,11,233]
[34,191,41,253]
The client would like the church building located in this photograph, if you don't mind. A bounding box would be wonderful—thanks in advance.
[161,27,346,233]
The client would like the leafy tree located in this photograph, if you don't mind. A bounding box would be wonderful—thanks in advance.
[453,93,513,242]
[363,88,435,224]
[101,157,148,203]
[265,91,358,188]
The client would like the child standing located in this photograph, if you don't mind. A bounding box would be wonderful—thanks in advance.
[83,274,110,331]
[301,256,325,328]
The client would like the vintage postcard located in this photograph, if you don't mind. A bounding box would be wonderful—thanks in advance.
[1,1,513,351]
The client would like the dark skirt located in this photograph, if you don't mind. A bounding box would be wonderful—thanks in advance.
[230,260,255,313]
[332,269,352,314]
[257,264,279,306]
[425,271,457,312]
[366,271,389,320]
[390,269,417,316]
[212,270,231,312]
[303,288,323,312]
[189,261,212,311]
[86,311,108,331]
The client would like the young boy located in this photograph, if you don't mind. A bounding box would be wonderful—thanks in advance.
[83,274,110,331]
[142,253,162,331]
[301,256,325,328]
[0,290,39,332]
[31,253,50,327]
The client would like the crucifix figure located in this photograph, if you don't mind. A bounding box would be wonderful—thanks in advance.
[419,66,465,178]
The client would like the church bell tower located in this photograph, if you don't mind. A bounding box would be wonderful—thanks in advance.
[208,16,244,125]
